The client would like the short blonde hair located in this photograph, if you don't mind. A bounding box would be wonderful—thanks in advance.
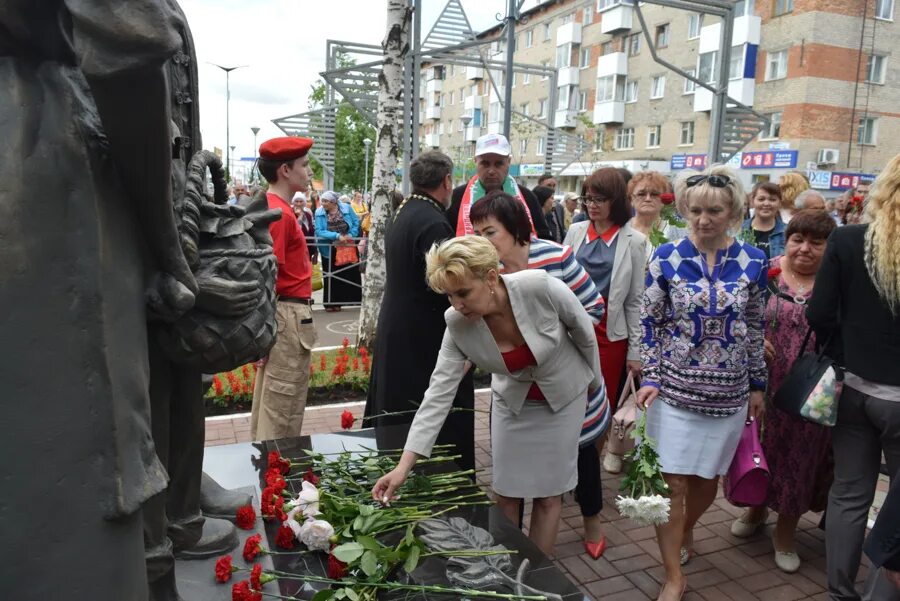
[425,236,500,294]
[779,171,810,211]
[628,170,671,197]
[674,164,746,229]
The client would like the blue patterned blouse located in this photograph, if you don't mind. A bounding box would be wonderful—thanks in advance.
[640,237,768,417]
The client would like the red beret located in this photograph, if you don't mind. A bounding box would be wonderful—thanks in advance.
[259,136,313,161]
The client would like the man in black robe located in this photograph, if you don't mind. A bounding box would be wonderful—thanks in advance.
[365,151,475,472]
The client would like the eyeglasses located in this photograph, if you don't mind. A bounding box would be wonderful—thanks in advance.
[578,194,611,205]
[634,191,662,199]
[686,174,731,188]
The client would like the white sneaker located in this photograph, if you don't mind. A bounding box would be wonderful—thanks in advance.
[774,550,801,573]
[730,510,768,538]
[603,452,623,474]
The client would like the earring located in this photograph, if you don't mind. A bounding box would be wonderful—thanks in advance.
[489,287,495,296]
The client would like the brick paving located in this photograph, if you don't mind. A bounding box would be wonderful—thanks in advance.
[206,392,882,600]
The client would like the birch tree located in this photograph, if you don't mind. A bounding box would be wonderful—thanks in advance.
[357,0,410,349]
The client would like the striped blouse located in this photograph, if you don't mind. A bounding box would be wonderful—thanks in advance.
[526,238,609,444]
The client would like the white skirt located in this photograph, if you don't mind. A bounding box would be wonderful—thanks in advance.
[643,400,747,480]
[490,392,584,498]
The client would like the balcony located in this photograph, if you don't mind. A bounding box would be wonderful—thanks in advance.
[425,105,441,120]
[554,108,578,128]
[557,66,580,87]
[557,21,582,46]
[693,79,755,112]
[465,125,479,142]
[699,16,761,51]
[597,51,628,77]
[464,95,479,112]
[599,3,632,34]
[487,121,502,135]
[424,133,440,148]
[593,100,625,124]
[425,78,442,95]
[466,66,483,80]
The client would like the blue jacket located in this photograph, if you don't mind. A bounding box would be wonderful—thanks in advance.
[314,202,361,259]
[742,216,786,259]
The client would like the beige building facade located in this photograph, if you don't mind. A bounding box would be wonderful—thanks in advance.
[418,0,897,195]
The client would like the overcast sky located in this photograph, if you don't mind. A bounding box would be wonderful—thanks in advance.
[180,0,540,166]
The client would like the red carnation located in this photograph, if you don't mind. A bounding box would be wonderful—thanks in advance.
[231,580,262,601]
[660,192,675,205]
[275,525,295,550]
[265,469,286,491]
[242,534,263,562]
[302,468,320,486]
[267,450,291,475]
[767,267,782,281]
[235,505,256,530]
[250,564,263,590]
[215,554,234,583]
[327,551,349,579]
[341,410,355,430]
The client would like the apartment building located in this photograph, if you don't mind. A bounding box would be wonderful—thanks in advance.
[418,0,897,194]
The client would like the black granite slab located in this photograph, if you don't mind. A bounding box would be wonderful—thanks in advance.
[177,426,589,601]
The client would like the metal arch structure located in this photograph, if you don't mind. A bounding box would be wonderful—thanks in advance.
[631,0,770,164]
[272,105,337,190]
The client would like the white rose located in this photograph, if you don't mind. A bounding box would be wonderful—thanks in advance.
[294,480,320,518]
[299,518,334,552]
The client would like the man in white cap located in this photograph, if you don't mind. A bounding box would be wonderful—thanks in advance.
[447,133,551,239]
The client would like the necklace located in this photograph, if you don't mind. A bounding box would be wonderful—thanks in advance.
[782,263,815,302]
[393,193,445,222]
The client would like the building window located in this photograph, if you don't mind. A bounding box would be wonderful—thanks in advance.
[625,79,638,102]
[647,125,661,148]
[449,91,454,105]
[584,5,593,23]
[541,60,550,79]
[557,85,577,111]
[544,22,552,40]
[520,139,528,154]
[526,29,534,47]
[580,47,591,68]
[489,102,500,123]
[760,111,782,139]
[562,13,575,24]
[458,119,464,132]
[734,0,755,17]
[438,122,444,135]
[440,93,446,107]
[598,0,634,9]
[858,117,878,145]
[698,51,717,83]
[651,75,666,99]
[470,83,478,97]
[867,54,887,83]
[774,0,794,15]
[538,98,548,118]
[601,41,613,55]
[596,75,624,102]
[729,46,744,80]
[536,136,546,155]
[578,90,588,111]
[628,33,641,56]
[683,68,697,93]
[520,102,530,116]
[688,13,703,38]
[556,43,573,68]
[656,24,670,48]
[614,127,635,150]
[876,0,894,19]
[680,121,695,145]
[766,49,788,80]
[594,129,604,150]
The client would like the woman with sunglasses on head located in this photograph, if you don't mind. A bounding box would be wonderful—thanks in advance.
[636,165,768,601]
[564,168,647,473]
[471,192,611,559]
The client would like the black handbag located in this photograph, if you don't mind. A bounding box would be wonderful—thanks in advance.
[772,328,844,426]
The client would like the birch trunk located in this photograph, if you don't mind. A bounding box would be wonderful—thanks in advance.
[357,0,410,349]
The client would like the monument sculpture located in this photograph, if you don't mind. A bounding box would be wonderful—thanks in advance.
[0,2,278,600]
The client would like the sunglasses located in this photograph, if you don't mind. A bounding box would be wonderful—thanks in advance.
[686,174,731,188]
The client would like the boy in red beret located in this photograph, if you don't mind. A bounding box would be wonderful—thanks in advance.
[251,136,317,439]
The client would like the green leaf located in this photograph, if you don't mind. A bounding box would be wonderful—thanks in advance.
[358,504,375,517]
[356,534,381,551]
[403,544,421,574]
[360,550,379,577]
[332,542,365,563]
[312,590,335,601]
[344,587,359,601]
[404,523,416,547]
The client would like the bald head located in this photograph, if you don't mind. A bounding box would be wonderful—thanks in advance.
[794,189,826,211]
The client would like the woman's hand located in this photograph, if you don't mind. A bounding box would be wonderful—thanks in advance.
[763,339,776,365]
[372,466,410,506]
[749,390,766,421]
[626,360,642,378]
[635,385,659,410]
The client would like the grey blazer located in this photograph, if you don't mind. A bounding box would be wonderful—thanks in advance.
[405,270,602,459]
[563,221,647,362]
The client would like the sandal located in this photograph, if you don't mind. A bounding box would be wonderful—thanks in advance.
[679,547,694,566]
[656,578,687,601]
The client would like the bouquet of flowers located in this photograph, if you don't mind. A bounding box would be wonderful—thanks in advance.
[615,411,671,526]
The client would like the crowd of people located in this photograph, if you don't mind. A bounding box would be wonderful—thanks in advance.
[247,131,899,601]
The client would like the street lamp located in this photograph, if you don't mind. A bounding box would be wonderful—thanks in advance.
[459,114,473,183]
[250,126,260,182]
[362,138,372,198]
[209,63,248,181]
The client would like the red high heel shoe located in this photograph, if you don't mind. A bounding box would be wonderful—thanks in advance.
[583,536,607,560]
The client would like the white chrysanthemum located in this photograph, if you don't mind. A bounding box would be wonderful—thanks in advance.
[615,495,638,519]
[634,494,671,525]
[299,518,334,551]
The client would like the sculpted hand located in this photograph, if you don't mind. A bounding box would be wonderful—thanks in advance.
[372,467,409,506]
[749,390,766,421]
[635,385,659,411]
[147,271,196,322]
[195,274,261,317]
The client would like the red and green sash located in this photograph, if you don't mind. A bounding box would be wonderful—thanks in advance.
[456,174,536,236]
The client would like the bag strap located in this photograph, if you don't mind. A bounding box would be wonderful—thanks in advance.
[793,326,835,364]
[616,373,638,408]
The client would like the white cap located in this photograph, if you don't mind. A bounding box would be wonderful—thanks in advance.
[292,192,307,202]
[474,133,511,158]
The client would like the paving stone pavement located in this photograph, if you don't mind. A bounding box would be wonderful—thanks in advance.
[206,391,882,600]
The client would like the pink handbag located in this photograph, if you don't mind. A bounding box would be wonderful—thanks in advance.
[724,418,770,507]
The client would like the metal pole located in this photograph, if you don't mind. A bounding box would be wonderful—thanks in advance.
[708,10,733,164]
[250,126,260,182]
[502,0,517,139]
[210,64,248,180]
